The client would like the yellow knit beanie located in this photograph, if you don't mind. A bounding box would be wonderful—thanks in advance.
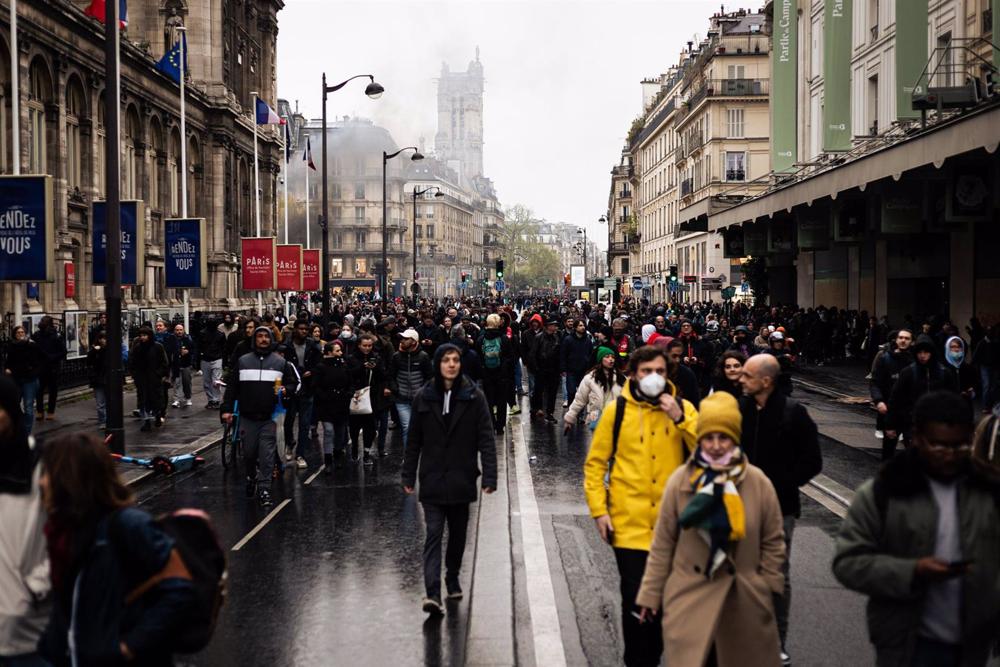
[696,391,742,444]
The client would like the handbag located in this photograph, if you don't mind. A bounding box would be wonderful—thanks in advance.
[350,370,373,415]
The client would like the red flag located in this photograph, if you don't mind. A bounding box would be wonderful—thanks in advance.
[84,0,128,28]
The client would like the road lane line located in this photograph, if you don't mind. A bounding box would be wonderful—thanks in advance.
[809,473,855,506]
[231,499,291,551]
[303,468,324,486]
[513,416,568,667]
[802,485,848,519]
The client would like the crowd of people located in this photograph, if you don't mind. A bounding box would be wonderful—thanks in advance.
[1,293,999,666]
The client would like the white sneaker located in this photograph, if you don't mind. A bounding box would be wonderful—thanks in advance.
[296,456,307,469]
[284,447,295,462]
[171,400,180,408]
[781,651,791,666]
[185,399,193,407]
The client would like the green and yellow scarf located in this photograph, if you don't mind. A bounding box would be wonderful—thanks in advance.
[678,446,748,577]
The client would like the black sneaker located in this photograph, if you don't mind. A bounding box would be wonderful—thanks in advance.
[258,489,273,508]
[445,579,463,600]
[422,596,444,615]
[544,414,557,424]
[323,453,333,475]
[245,477,256,498]
[363,450,374,466]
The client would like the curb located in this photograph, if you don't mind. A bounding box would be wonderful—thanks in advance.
[125,427,224,488]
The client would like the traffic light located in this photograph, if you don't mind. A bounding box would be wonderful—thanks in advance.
[495,259,504,279]
[669,265,678,283]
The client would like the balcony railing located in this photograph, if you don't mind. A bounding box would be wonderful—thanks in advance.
[619,189,632,199]
[725,169,746,182]
[704,78,768,97]
[612,164,634,178]
[870,24,879,41]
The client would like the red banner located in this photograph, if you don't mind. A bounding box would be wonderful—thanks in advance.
[301,249,320,291]
[64,261,75,299]
[241,237,275,290]
[275,244,302,291]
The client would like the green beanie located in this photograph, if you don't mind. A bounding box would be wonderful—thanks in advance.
[596,346,615,363]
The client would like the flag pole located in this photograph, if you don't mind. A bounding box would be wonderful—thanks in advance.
[177,26,189,334]
[304,135,310,250]
[251,90,262,315]
[10,0,22,331]
[282,113,289,317]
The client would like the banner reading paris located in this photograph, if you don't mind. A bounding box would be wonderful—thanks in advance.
[165,218,207,289]
[92,200,145,285]
[241,237,276,290]
[276,244,303,291]
[301,249,320,291]
[0,175,54,282]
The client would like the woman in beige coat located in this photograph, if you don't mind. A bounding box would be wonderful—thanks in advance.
[636,391,786,667]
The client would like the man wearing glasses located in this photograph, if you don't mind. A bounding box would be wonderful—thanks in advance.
[834,391,1000,667]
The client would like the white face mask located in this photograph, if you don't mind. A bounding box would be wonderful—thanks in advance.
[637,372,666,399]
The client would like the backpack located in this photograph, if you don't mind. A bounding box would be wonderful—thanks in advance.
[606,394,689,483]
[482,335,502,370]
[116,508,228,654]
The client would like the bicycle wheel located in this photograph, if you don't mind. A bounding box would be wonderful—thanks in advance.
[230,423,242,470]
[221,422,232,469]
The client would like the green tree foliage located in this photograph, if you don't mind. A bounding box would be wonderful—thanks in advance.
[498,204,562,291]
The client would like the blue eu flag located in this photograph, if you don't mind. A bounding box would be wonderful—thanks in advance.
[156,33,188,84]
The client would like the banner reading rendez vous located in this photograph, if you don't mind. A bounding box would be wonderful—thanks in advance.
[301,249,320,291]
[165,218,207,289]
[241,237,276,290]
[0,175,55,282]
[92,200,145,285]
[276,244,303,291]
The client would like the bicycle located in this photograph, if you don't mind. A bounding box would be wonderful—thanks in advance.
[221,398,243,469]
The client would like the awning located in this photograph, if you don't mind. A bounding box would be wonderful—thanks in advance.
[708,103,1000,230]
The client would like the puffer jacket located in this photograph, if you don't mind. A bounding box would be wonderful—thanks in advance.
[388,349,432,402]
[833,448,1000,667]
[583,380,699,551]
[564,373,623,425]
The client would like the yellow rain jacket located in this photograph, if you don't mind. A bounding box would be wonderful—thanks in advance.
[583,379,699,551]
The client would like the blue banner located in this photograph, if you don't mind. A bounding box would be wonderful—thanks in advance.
[0,175,54,282]
[93,200,144,285]
[164,218,206,288]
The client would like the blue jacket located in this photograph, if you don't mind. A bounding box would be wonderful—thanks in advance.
[560,332,594,376]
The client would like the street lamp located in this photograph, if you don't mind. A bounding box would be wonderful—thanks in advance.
[321,73,383,317]
[411,185,443,301]
[382,146,423,298]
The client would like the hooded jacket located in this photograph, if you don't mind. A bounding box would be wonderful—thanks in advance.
[221,327,300,421]
[888,335,957,433]
[401,345,497,504]
[583,379,699,551]
[943,335,978,398]
[560,330,594,376]
[312,354,354,421]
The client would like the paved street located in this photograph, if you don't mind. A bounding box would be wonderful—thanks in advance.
[126,364,890,666]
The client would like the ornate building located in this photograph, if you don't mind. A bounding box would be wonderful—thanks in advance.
[434,48,484,184]
[1,0,284,321]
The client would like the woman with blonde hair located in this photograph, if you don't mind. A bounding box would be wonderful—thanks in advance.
[636,391,786,667]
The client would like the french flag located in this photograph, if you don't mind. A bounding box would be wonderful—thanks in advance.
[84,0,128,29]
[255,99,285,125]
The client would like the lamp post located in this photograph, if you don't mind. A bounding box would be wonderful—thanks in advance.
[382,146,423,299]
[321,73,383,318]
[411,185,442,301]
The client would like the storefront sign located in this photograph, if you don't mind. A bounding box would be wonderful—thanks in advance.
[570,265,586,287]
[276,244,303,291]
[301,249,320,291]
[768,216,795,254]
[0,175,55,282]
[240,237,275,290]
[824,0,853,150]
[93,201,145,285]
[744,224,767,256]
[895,0,928,120]
[881,188,924,234]
[771,0,798,172]
[164,218,207,288]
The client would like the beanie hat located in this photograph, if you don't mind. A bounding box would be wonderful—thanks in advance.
[641,324,656,343]
[696,391,742,444]
[595,346,615,363]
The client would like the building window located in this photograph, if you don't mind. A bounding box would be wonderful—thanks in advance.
[123,112,141,200]
[427,224,435,239]
[936,33,953,87]
[354,231,366,249]
[332,232,342,248]
[727,65,745,81]
[27,61,50,174]
[65,81,85,189]
[425,205,434,218]
[867,74,879,135]
[354,206,364,225]
[724,152,746,181]
[354,257,367,276]
[355,182,365,199]
[416,225,423,238]
[868,0,879,41]
[726,108,744,138]
[149,121,162,211]
[332,182,341,199]
[168,131,181,216]
[331,258,343,276]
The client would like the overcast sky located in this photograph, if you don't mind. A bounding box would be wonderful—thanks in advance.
[277,0,720,250]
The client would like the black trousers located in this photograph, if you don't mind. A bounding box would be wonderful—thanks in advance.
[481,372,508,431]
[422,502,470,599]
[349,413,376,456]
[614,547,663,667]
[36,367,59,415]
[530,370,559,415]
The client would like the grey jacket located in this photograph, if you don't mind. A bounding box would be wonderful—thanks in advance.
[832,448,1000,666]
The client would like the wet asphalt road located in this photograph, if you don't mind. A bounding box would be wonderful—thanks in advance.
[138,371,885,666]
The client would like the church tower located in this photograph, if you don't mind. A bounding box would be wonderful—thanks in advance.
[435,48,485,183]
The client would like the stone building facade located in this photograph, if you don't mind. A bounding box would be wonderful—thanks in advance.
[1,0,284,322]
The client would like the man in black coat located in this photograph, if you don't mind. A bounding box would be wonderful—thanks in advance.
[402,343,496,615]
[888,333,958,443]
[530,318,562,423]
[30,316,66,420]
[869,328,913,460]
[280,317,324,468]
[197,319,227,409]
[738,353,821,663]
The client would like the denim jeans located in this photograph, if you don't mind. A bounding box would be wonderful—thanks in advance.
[376,408,390,453]
[16,378,39,435]
[514,360,523,395]
[565,373,582,406]
[321,418,349,455]
[94,385,107,425]
[395,400,413,447]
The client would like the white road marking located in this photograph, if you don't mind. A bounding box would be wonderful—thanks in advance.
[304,468,324,486]
[802,484,848,519]
[809,473,856,506]
[231,499,291,551]
[513,416,568,667]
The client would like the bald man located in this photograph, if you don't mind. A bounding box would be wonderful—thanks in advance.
[739,353,821,664]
